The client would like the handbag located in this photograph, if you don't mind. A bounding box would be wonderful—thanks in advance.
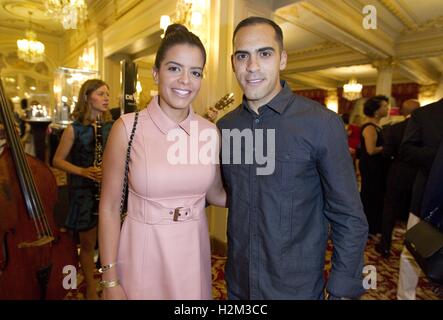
[404,220,443,284]
[119,110,139,223]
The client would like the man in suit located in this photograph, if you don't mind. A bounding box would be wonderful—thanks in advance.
[217,16,368,300]
[376,99,420,258]
[397,98,443,299]
[421,139,443,232]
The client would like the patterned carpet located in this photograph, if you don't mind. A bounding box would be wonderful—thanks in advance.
[210,225,442,300]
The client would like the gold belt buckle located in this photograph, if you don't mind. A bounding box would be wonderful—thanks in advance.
[173,207,183,221]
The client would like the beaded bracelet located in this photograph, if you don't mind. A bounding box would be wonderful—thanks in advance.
[99,279,120,288]
[98,262,117,274]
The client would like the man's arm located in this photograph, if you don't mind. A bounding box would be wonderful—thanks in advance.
[316,113,368,299]
[400,111,437,168]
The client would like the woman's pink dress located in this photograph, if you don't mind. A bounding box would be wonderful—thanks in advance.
[117,97,218,299]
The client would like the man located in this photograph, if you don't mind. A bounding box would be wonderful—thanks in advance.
[217,16,368,300]
[376,99,420,258]
[397,97,443,300]
[421,140,443,231]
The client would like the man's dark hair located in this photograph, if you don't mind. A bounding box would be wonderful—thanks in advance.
[233,16,284,50]
[363,95,389,117]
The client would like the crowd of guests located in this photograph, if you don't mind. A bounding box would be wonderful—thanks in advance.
[342,96,443,299]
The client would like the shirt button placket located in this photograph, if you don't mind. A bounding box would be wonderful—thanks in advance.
[250,115,260,298]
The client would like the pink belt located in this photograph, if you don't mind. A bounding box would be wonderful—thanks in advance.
[126,190,206,225]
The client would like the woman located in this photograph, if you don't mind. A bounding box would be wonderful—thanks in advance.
[99,24,226,300]
[359,95,389,236]
[53,79,112,300]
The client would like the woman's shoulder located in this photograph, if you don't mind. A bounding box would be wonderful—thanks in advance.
[361,122,379,130]
[120,109,145,124]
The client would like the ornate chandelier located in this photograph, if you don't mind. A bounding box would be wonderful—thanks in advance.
[160,0,206,38]
[343,76,363,101]
[17,12,45,63]
[44,0,88,30]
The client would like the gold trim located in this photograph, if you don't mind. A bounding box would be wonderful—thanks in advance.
[379,0,418,30]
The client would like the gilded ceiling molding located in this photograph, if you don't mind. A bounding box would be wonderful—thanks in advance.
[300,1,393,57]
[419,84,437,96]
[402,15,443,34]
[378,0,417,30]
[288,42,342,56]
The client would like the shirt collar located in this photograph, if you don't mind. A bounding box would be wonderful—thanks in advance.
[147,96,194,135]
[242,80,293,115]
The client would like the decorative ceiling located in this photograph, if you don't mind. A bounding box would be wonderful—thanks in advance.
[1,0,442,91]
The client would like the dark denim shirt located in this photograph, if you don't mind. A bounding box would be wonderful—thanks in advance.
[217,81,368,299]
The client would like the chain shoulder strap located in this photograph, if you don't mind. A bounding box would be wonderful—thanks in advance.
[120,111,139,221]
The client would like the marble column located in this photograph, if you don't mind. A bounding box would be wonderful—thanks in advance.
[373,59,394,97]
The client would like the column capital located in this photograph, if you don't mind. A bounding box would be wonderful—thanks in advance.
[372,58,395,70]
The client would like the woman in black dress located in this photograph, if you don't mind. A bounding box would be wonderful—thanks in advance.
[359,95,389,236]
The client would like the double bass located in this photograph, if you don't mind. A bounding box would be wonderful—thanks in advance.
[0,80,78,299]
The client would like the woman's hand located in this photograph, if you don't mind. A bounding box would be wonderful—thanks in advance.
[81,166,102,181]
[101,285,127,300]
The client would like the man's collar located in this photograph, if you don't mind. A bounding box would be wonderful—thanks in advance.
[242,80,293,114]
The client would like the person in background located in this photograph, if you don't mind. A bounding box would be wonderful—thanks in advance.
[397,97,443,300]
[341,113,361,163]
[217,16,368,300]
[359,95,390,237]
[98,24,226,300]
[375,99,420,258]
[53,79,113,300]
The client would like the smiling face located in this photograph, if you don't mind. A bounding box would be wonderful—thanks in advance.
[232,23,287,111]
[152,43,204,114]
[88,84,109,117]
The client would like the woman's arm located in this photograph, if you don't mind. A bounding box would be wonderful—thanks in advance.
[362,125,383,155]
[52,125,99,181]
[206,130,227,207]
[206,163,227,207]
[98,118,128,299]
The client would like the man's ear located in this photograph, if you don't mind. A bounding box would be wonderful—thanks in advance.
[280,50,287,71]
[231,54,235,72]
[152,67,159,84]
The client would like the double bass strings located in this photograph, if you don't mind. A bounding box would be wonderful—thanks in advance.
[0,81,52,240]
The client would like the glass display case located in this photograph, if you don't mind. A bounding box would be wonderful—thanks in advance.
[52,67,99,126]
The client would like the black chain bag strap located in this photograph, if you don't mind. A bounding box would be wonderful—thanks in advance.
[120,111,139,224]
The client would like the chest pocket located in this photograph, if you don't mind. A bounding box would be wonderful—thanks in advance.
[276,150,315,192]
